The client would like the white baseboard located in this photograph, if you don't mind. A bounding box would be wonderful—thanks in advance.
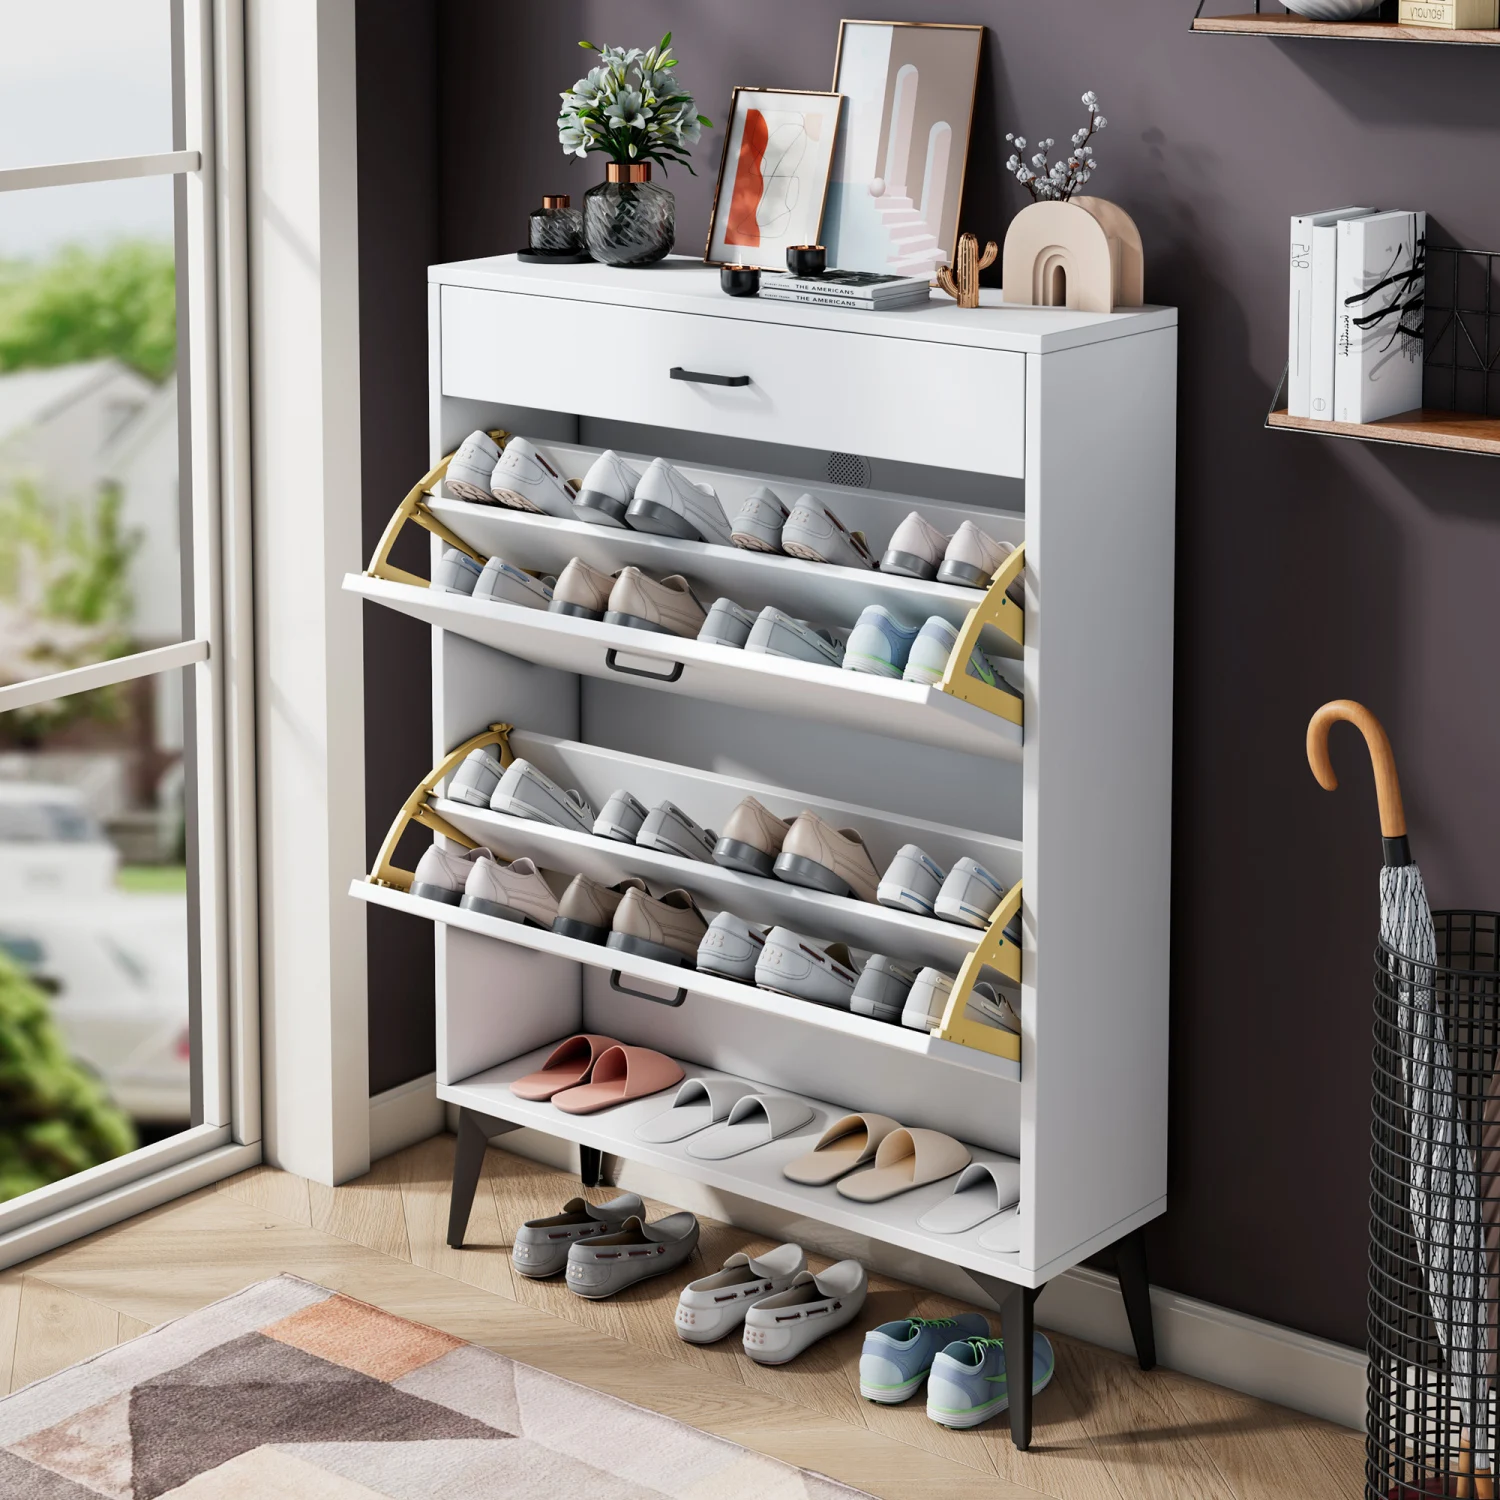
[369,1073,446,1162]
[447,1112,1363,1430]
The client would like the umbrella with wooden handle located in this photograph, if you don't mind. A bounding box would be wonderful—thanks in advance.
[1309,700,1491,1489]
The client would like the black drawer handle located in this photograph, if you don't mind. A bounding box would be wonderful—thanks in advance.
[670,366,750,387]
[609,970,688,1007]
[605,647,684,683]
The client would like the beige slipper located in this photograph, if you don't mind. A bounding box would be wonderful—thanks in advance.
[835,1127,971,1203]
[782,1112,901,1186]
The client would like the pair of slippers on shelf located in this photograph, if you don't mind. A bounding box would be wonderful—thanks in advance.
[635,1076,814,1161]
[510,1033,682,1115]
[786,1112,1021,1241]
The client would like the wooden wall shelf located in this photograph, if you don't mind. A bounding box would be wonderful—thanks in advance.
[1193,13,1500,44]
[1268,407,1500,455]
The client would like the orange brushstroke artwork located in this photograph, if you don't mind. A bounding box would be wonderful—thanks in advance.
[725,108,768,247]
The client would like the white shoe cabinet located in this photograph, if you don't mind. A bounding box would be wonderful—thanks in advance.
[346,257,1177,1447]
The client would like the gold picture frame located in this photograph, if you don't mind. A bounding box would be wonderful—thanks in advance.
[703,86,845,269]
[825,20,984,277]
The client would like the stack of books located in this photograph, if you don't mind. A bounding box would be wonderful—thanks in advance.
[758,270,933,312]
[1287,206,1427,425]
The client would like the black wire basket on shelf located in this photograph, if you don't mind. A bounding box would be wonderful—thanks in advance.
[1369,911,1500,1499]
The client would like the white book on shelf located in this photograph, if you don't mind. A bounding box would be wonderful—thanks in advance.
[1334,210,1427,426]
[1309,224,1340,420]
[1289,206,1374,417]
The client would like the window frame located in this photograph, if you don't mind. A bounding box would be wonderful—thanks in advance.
[0,0,261,1260]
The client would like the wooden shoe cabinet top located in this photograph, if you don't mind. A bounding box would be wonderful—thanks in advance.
[347,255,1178,1294]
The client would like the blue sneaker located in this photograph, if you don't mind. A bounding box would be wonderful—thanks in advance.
[858,1313,990,1404]
[845,606,922,679]
[926,1333,1055,1429]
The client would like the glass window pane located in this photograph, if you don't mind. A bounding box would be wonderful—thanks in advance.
[0,2,174,172]
[0,665,198,1198]
[0,178,184,688]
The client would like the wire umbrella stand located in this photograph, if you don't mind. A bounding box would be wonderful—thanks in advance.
[1309,702,1497,1497]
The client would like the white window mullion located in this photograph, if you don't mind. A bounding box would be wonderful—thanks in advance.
[0,150,200,196]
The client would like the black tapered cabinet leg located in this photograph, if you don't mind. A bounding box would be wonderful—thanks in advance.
[1112,1227,1156,1371]
[579,1145,608,1189]
[965,1271,1039,1451]
[447,1108,516,1249]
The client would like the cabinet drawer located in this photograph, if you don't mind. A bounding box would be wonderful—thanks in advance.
[441,285,1025,478]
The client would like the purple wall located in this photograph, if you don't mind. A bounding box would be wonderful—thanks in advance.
[359,1,1500,1347]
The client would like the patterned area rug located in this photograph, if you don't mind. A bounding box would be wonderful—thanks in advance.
[0,1274,873,1498]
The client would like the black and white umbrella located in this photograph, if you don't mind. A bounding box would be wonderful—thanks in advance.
[1309,700,1489,1470]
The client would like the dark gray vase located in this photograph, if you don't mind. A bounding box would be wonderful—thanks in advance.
[585,164,674,267]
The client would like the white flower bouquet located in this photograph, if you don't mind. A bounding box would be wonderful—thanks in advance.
[558,33,712,173]
[1005,92,1107,203]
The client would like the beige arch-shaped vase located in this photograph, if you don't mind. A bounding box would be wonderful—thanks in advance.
[1001,197,1144,314]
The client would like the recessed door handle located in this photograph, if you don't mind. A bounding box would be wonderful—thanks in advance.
[605,648,684,683]
[670,366,751,387]
[609,970,688,1007]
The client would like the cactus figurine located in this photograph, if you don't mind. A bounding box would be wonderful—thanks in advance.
[936,233,998,309]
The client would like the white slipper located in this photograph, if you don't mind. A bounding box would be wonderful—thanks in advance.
[742,1260,868,1365]
[634,1077,759,1144]
[686,1094,816,1161]
[915,1159,1021,1234]
[979,1208,1022,1253]
[675,1242,807,1344]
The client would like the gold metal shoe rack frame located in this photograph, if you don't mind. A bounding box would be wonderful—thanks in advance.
[364,443,1027,1066]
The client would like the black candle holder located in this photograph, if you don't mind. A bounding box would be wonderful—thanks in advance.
[720,264,761,298]
[786,244,826,277]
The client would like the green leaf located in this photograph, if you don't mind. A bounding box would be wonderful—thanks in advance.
[579,39,594,48]
[660,30,672,50]
[696,114,712,127]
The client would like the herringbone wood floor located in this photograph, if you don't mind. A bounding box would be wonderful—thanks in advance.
[0,1136,1362,1498]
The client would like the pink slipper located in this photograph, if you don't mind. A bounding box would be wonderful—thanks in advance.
[552,1046,685,1116]
[511,1034,621,1102]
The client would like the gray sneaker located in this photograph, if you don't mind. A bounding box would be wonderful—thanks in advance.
[755,928,862,1009]
[473,556,554,609]
[699,597,758,650]
[745,608,845,668]
[432,547,483,595]
[489,758,595,835]
[447,747,507,809]
[512,1192,645,1279]
[851,954,919,1024]
[565,1211,700,1299]
[594,789,648,843]
[636,801,716,862]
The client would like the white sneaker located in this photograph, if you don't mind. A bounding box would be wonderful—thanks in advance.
[742,1261,868,1365]
[903,617,1018,697]
[967,982,1021,1035]
[676,1243,806,1343]
[881,511,951,580]
[755,928,863,1009]
[410,842,487,905]
[432,547,483,595]
[473,556,554,609]
[445,430,502,503]
[594,789,648,843]
[699,597,758,649]
[902,967,956,1031]
[627,458,733,545]
[489,436,578,519]
[936,857,1008,929]
[489,758,595,835]
[573,449,642,528]
[447,747,507,808]
[745,608,844,668]
[730,486,790,553]
[636,800,716,862]
[939,521,1014,590]
[877,844,948,917]
[851,954,919,1024]
[696,912,770,982]
[781,495,876,569]
[459,849,559,927]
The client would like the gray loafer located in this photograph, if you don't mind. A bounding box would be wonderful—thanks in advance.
[565,1211,700,1299]
[512,1192,645,1279]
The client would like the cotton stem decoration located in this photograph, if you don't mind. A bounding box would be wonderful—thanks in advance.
[1005,91,1106,203]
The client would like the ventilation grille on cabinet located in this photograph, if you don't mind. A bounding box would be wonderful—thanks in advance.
[825,451,872,488]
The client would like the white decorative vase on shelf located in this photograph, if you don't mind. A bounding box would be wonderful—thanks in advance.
[1281,0,1380,18]
[1001,198,1144,314]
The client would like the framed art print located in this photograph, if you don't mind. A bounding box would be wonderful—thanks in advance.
[823,21,983,277]
[705,88,843,268]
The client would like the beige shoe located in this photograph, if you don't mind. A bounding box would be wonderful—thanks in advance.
[458,850,559,927]
[552,875,647,945]
[550,558,619,621]
[604,568,706,639]
[713,796,795,879]
[774,812,880,903]
[607,887,709,967]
